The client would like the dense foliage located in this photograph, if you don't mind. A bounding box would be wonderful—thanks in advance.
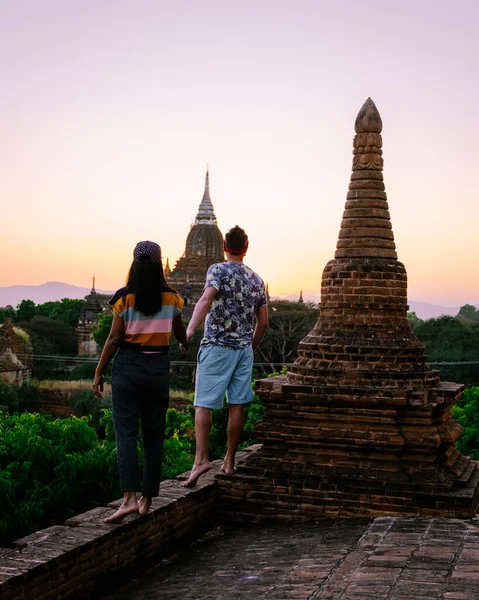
[413,316,479,385]
[0,380,40,414]
[0,385,263,545]
[91,312,113,347]
[0,299,85,379]
[3,298,85,328]
[0,412,120,544]
[255,300,318,371]
[452,387,479,460]
[15,317,78,379]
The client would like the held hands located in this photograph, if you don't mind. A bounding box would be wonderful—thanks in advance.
[186,324,195,345]
[92,372,105,399]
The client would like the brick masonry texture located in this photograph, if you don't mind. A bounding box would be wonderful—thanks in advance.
[219,98,479,520]
[0,457,232,600]
[103,516,479,600]
[1,461,479,599]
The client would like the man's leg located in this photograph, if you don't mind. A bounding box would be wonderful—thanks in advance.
[182,407,213,487]
[183,345,233,487]
[222,403,245,475]
[222,346,253,475]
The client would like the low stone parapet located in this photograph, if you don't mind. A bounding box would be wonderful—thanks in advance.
[0,457,236,600]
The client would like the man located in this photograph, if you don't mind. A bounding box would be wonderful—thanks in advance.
[182,225,268,487]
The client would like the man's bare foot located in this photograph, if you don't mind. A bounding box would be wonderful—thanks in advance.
[219,460,236,476]
[104,500,139,523]
[182,461,212,487]
[138,496,151,515]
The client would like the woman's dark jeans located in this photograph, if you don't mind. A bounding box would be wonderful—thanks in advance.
[111,345,170,498]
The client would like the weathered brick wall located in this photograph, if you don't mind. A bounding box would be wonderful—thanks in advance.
[0,460,231,600]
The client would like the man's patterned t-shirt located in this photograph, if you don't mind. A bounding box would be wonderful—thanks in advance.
[201,262,267,349]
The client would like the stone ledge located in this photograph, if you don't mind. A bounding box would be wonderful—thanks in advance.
[0,454,256,600]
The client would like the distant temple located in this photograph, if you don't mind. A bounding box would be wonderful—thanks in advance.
[167,170,224,315]
[0,318,33,385]
[76,278,110,356]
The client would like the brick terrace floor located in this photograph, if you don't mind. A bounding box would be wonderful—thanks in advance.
[103,516,479,600]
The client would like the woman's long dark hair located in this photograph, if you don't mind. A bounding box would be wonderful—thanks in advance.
[126,258,173,316]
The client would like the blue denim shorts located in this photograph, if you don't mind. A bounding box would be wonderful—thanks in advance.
[194,344,254,410]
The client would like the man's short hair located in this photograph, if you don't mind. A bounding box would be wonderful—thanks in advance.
[225,226,248,253]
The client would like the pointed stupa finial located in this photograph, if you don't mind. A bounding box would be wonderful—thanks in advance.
[334,98,396,260]
[355,97,382,134]
[298,290,304,303]
[194,168,217,225]
[164,257,171,276]
[91,276,96,293]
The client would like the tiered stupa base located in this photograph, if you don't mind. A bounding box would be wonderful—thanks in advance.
[218,377,479,521]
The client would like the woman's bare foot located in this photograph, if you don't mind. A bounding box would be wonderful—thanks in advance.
[104,499,139,523]
[138,496,151,515]
[219,459,236,476]
[182,461,212,487]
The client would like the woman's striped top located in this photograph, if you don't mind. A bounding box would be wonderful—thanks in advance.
[109,287,184,348]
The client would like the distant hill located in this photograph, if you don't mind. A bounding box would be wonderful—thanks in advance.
[1,282,477,321]
[0,282,114,307]
[274,293,477,321]
[407,301,462,320]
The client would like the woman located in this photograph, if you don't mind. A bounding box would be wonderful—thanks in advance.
[93,240,187,523]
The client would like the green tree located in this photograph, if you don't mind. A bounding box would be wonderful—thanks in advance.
[18,316,78,356]
[36,299,85,327]
[457,304,479,324]
[15,299,37,322]
[17,316,78,379]
[256,300,318,370]
[0,380,40,414]
[407,311,422,331]
[92,313,113,348]
[0,306,15,323]
[414,316,479,385]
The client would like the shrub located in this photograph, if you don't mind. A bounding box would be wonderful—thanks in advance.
[0,376,265,546]
[452,387,479,460]
[0,381,40,414]
[0,412,120,545]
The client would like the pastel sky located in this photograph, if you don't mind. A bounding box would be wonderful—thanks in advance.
[1,0,478,306]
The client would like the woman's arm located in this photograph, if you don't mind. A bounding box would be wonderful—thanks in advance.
[92,312,125,398]
[172,313,188,351]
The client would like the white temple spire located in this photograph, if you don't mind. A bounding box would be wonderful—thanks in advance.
[194,169,217,225]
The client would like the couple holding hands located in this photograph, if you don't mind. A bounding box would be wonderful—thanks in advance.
[92,226,268,523]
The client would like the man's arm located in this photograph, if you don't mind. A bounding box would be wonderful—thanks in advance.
[186,286,218,343]
[252,304,268,352]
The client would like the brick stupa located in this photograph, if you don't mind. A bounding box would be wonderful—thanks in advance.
[218,99,479,520]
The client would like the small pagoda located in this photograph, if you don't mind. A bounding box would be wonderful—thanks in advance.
[218,98,479,520]
[76,278,109,356]
[168,170,224,314]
